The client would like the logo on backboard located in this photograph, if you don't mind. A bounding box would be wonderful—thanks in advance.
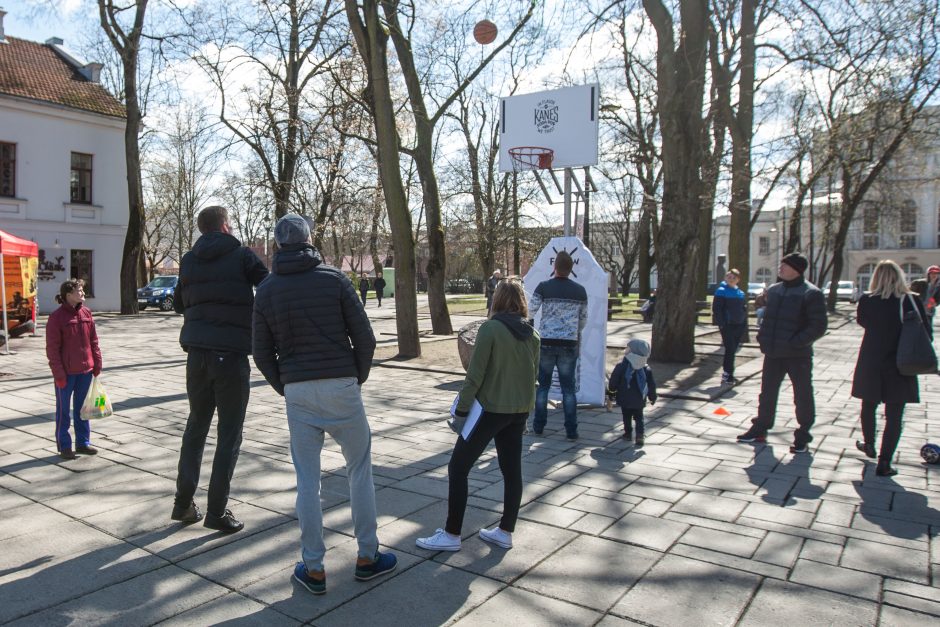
[534,99,558,134]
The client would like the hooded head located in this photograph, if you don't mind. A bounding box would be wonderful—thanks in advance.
[274,214,313,247]
[624,338,650,369]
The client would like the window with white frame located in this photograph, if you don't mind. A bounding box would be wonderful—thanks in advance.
[899,200,917,248]
[862,203,879,249]
[0,142,14,197]
[755,267,773,284]
[902,262,923,281]
[856,263,876,293]
[758,236,770,255]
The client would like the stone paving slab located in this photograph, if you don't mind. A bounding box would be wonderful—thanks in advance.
[0,302,938,625]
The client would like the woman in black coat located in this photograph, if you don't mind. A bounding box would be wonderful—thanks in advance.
[851,260,930,476]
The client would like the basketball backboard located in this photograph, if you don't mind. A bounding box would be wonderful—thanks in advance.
[499,84,599,172]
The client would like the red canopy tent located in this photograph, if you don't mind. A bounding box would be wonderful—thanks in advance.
[0,229,39,354]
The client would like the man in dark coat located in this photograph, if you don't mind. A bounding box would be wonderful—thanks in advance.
[485,269,502,313]
[253,214,396,594]
[737,252,827,453]
[359,274,370,306]
[171,206,269,533]
[373,273,387,307]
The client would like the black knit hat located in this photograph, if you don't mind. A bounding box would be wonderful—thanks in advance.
[781,252,808,275]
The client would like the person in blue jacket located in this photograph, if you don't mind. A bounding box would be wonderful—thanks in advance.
[712,269,747,385]
[606,338,657,447]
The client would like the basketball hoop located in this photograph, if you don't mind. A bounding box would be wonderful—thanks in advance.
[508,146,554,171]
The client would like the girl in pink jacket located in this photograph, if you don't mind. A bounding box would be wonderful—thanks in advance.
[45,279,102,460]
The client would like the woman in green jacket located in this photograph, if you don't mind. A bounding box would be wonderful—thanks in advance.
[417,277,540,552]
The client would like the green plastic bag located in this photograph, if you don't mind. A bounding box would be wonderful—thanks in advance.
[80,376,113,420]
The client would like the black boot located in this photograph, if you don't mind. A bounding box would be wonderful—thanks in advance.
[875,458,897,477]
[855,441,876,459]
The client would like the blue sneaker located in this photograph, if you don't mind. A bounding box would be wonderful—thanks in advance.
[293,562,326,595]
[354,551,397,581]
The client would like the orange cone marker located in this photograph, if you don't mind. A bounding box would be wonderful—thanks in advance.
[713,407,731,416]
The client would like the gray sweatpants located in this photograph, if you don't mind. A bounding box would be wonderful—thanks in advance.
[285,377,379,572]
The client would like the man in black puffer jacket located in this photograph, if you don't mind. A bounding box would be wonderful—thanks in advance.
[253,214,396,592]
[171,206,269,533]
[737,252,827,453]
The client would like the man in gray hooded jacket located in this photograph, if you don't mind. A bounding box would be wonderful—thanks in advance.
[253,214,396,595]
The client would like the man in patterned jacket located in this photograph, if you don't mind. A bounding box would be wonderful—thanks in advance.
[530,251,588,440]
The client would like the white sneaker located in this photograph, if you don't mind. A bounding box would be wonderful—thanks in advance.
[479,526,513,549]
[416,528,461,551]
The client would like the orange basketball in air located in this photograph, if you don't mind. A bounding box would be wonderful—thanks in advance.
[473,20,498,45]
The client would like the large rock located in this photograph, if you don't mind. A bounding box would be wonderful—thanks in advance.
[457,319,486,371]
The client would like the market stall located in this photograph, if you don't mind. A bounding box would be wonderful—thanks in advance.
[0,229,39,354]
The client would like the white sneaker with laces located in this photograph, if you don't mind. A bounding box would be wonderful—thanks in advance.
[416,528,461,551]
[479,526,513,549]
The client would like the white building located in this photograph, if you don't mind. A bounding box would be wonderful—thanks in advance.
[0,13,127,313]
[713,110,940,292]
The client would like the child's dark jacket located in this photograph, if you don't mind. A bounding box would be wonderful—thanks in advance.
[608,360,657,409]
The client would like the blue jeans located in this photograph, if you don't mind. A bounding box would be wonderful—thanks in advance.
[533,344,579,437]
[54,372,93,451]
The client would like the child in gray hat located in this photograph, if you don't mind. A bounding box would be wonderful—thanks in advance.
[606,338,657,447]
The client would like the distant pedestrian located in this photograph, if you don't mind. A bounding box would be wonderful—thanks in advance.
[712,269,747,385]
[373,273,387,307]
[910,278,931,340]
[45,279,102,460]
[640,290,656,323]
[925,265,940,328]
[416,278,539,552]
[737,253,827,453]
[171,206,269,533]
[359,274,370,306]
[852,261,929,476]
[530,251,588,440]
[485,269,502,312]
[606,339,657,447]
[253,214,395,595]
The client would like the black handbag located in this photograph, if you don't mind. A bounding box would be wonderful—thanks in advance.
[896,294,937,376]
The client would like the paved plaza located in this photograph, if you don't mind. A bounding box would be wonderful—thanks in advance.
[1,299,938,626]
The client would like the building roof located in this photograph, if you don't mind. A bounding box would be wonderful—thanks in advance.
[0,36,125,118]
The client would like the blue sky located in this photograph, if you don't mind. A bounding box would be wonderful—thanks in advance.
[4,1,88,46]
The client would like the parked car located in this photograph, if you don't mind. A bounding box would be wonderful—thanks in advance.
[137,275,179,311]
[747,282,766,298]
[823,280,857,302]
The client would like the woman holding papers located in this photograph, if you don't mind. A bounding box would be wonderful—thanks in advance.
[417,278,540,552]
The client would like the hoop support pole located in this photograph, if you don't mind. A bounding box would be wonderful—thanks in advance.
[563,168,572,237]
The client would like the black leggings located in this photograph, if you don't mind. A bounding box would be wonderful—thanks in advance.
[446,411,526,535]
[860,400,905,462]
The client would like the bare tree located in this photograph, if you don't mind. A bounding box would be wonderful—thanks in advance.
[186,0,347,219]
[215,164,274,259]
[591,0,663,299]
[643,0,710,362]
[376,1,540,336]
[97,0,150,314]
[345,0,421,356]
[795,0,940,310]
[592,178,643,295]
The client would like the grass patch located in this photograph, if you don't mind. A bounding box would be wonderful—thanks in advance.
[419,295,487,315]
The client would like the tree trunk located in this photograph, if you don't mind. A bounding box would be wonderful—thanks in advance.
[345,0,420,356]
[785,197,803,254]
[726,0,756,286]
[637,199,653,299]
[119,45,145,315]
[645,0,709,363]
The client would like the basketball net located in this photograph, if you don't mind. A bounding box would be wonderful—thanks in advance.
[508,146,554,171]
